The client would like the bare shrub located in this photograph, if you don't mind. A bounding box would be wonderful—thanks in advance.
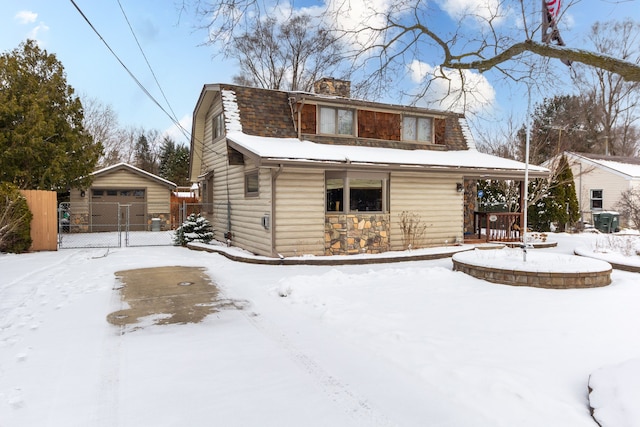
[399,211,428,249]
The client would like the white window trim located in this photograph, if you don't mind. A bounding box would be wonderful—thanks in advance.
[318,106,355,136]
[590,189,603,210]
[245,170,259,197]
[402,115,434,144]
[325,171,389,213]
[212,113,225,140]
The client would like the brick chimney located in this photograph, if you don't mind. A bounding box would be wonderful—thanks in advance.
[313,78,351,98]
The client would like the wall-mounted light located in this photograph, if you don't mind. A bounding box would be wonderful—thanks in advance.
[80,190,86,198]
[456,183,464,193]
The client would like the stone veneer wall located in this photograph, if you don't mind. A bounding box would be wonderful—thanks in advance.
[325,213,390,255]
[69,213,89,232]
[452,259,611,289]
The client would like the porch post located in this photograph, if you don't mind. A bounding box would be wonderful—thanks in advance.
[519,180,525,239]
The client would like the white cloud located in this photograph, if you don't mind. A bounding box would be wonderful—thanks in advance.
[163,115,192,146]
[27,23,50,42]
[14,10,37,24]
[438,0,504,23]
[408,60,495,115]
[324,0,394,50]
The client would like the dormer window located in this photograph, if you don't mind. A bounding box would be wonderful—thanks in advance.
[213,113,225,140]
[319,106,354,135]
[403,116,433,143]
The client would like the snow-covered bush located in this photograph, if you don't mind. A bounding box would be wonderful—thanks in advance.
[174,213,214,246]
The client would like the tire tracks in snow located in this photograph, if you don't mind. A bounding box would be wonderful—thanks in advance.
[92,278,125,427]
[242,310,397,427]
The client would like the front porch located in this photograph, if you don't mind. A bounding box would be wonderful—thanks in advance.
[463,180,528,244]
[469,211,523,243]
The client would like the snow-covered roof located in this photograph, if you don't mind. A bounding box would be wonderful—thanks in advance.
[566,152,640,180]
[227,132,549,178]
[92,162,176,188]
[221,90,242,133]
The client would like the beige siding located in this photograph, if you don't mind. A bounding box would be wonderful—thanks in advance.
[92,170,172,211]
[274,168,325,256]
[200,103,273,255]
[227,164,272,256]
[389,172,464,250]
[570,159,633,224]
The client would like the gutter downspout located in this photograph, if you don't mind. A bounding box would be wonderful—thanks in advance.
[271,165,284,257]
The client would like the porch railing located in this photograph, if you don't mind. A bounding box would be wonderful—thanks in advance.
[473,211,523,243]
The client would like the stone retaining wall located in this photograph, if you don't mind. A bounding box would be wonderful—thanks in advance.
[325,213,390,256]
[452,259,611,289]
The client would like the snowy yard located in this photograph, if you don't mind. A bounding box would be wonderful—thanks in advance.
[1,233,639,426]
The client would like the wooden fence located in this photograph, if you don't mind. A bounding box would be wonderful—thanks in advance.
[20,190,58,251]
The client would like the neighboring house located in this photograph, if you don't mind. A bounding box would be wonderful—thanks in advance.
[562,151,640,227]
[69,163,176,232]
[188,79,548,257]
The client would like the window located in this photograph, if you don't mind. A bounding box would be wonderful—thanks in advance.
[212,113,224,139]
[319,106,354,135]
[326,172,388,212]
[403,116,433,143]
[591,189,603,210]
[245,171,259,197]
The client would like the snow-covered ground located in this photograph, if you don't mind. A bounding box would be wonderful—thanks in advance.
[1,233,639,426]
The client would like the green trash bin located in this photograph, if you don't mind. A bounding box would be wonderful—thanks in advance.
[592,211,620,233]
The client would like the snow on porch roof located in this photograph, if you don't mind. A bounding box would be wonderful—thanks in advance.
[226,132,549,178]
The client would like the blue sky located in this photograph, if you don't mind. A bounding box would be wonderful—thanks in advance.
[1,0,639,147]
[1,0,228,146]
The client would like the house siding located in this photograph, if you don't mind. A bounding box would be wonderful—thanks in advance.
[90,170,170,210]
[569,158,633,224]
[274,168,325,256]
[68,167,173,232]
[227,163,272,256]
[389,172,464,250]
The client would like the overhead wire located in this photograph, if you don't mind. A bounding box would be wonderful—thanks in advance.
[69,0,217,170]
[115,0,189,141]
[70,0,194,145]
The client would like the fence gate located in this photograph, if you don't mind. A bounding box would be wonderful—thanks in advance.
[58,202,179,249]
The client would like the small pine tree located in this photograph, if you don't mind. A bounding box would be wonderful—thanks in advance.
[174,213,214,246]
[528,155,579,231]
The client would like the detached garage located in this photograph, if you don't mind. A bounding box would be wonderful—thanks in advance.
[69,163,176,232]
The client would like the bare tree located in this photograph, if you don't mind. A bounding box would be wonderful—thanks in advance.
[573,20,640,156]
[227,13,346,91]
[183,0,640,100]
[81,96,121,167]
[615,188,640,229]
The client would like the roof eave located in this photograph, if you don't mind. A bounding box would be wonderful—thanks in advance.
[254,157,549,179]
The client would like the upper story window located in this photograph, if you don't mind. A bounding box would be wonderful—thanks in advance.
[212,113,225,140]
[319,106,354,135]
[403,116,433,143]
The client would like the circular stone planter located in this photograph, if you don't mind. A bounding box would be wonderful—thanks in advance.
[452,248,612,289]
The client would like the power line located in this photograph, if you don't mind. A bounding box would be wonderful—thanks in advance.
[115,0,188,140]
[69,0,192,143]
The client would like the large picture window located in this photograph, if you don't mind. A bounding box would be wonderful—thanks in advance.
[591,189,603,210]
[319,106,354,135]
[326,172,388,213]
[402,116,433,143]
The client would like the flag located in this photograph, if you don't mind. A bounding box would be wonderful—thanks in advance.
[542,0,572,66]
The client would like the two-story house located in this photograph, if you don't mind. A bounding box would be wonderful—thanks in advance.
[188,78,548,257]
